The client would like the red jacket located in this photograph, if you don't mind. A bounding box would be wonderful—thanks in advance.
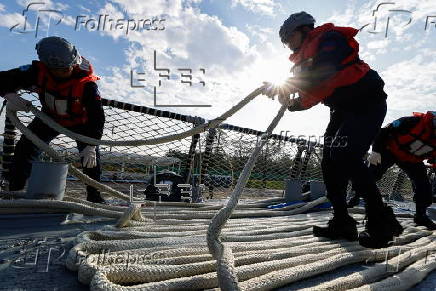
[387,111,436,163]
[290,23,370,109]
[34,59,99,127]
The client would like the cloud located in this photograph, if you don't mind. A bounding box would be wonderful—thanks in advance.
[16,0,70,11]
[0,11,26,28]
[381,49,436,123]
[231,0,278,16]
[90,1,263,115]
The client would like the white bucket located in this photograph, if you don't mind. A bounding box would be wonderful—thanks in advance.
[26,161,69,200]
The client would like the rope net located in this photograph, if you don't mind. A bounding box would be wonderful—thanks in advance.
[0,92,416,203]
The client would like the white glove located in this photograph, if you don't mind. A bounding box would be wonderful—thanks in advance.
[80,146,97,168]
[368,151,381,166]
[4,93,31,112]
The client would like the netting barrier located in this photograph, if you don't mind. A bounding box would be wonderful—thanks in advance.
[0,92,414,203]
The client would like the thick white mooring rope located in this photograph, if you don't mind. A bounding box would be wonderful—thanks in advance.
[26,87,265,147]
[206,104,287,290]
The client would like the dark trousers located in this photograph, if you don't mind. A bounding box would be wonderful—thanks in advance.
[369,149,433,215]
[322,100,387,217]
[8,118,101,195]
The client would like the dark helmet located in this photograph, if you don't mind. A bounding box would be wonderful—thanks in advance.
[279,11,315,43]
[35,36,81,69]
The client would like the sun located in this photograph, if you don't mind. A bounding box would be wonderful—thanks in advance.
[257,55,293,88]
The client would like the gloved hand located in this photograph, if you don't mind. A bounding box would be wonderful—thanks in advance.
[4,93,31,112]
[80,146,97,168]
[262,82,279,99]
[278,93,291,107]
[262,80,298,99]
[367,151,381,166]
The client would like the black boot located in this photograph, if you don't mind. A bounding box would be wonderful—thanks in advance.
[313,214,358,241]
[414,214,436,230]
[359,205,403,248]
[384,205,404,237]
[86,191,106,204]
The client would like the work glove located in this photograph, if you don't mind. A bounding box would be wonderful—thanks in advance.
[4,93,31,112]
[367,151,381,166]
[262,82,279,99]
[80,146,97,168]
[278,92,291,107]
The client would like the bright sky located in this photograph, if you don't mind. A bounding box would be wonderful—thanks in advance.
[0,0,435,139]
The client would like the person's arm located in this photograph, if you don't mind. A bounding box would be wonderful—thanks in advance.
[81,82,105,140]
[288,31,354,111]
[372,116,421,152]
[0,63,38,96]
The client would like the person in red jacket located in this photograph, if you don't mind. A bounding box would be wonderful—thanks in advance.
[348,112,436,230]
[0,36,106,203]
[263,12,402,248]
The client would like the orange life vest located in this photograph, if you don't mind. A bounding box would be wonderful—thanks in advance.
[387,111,436,163]
[34,59,99,127]
[289,23,370,108]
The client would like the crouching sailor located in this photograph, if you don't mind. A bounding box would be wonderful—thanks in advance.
[349,111,436,230]
[0,36,106,203]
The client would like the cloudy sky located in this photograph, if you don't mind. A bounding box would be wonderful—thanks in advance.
[0,0,435,138]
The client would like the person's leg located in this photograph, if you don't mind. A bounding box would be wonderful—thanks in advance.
[362,148,396,206]
[328,100,402,248]
[321,109,350,217]
[347,149,395,206]
[76,141,104,203]
[330,102,387,216]
[399,161,436,230]
[8,118,59,190]
[313,109,358,240]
